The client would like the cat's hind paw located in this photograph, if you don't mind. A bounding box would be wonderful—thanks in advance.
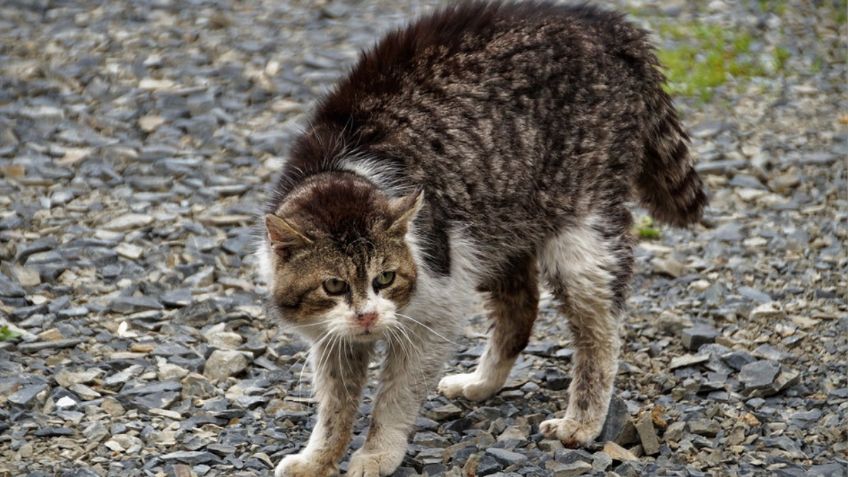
[274,453,335,477]
[539,417,602,448]
[438,372,500,401]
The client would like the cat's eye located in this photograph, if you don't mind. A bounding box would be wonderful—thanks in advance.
[322,278,349,295]
[373,271,395,289]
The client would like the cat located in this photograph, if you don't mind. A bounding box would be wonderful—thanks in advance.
[259,2,706,476]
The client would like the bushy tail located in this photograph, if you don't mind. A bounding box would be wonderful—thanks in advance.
[636,93,707,227]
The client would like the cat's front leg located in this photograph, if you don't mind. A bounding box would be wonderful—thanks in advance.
[347,333,452,477]
[275,340,372,477]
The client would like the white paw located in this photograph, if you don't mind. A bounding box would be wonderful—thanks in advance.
[275,453,335,477]
[438,372,500,401]
[539,417,602,448]
[347,447,406,477]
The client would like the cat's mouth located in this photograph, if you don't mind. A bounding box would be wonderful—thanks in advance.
[350,328,384,342]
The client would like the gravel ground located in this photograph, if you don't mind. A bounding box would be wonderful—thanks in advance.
[1,0,846,476]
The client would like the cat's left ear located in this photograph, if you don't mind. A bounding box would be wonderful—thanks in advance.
[265,214,313,260]
[387,190,424,235]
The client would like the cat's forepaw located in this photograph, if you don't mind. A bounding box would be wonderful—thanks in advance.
[347,447,405,477]
[274,453,335,477]
[539,417,602,448]
[438,372,500,401]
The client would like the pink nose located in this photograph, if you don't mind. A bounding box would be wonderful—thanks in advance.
[356,312,378,328]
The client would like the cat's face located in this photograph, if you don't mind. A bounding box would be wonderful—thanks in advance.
[262,174,422,342]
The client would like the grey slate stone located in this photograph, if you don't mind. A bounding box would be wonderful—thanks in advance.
[681,324,719,351]
[486,447,528,466]
[8,383,48,406]
[739,360,781,394]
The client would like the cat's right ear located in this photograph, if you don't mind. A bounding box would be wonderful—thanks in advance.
[387,190,424,236]
[265,214,312,258]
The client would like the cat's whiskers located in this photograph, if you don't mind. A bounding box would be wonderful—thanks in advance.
[318,333,337,389]
[334,334,355,403]
[314,331,340,392]
[295,348,310,395]
[390,322,419,358]
[395,313,458,345]
[294,319,336,329]
[386,326,411,364]
[387,322,427,390]
[299,330,333,395]
[343,337,356,384]
[342,335,360,402]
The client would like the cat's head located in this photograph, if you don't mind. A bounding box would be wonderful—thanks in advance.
[261,172,422,342]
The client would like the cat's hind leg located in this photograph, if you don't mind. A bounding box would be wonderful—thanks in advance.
[537,210,633,447]
[438,254,539,401]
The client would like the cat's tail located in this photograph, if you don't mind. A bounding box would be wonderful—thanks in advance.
[635,93,707,227]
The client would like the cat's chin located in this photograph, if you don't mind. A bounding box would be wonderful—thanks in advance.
[348,330,385,344]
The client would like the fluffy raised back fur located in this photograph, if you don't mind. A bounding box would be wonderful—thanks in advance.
[263,3,706,476]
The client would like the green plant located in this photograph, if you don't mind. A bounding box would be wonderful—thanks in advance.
[757,0,788,16]
[634,216,661,240]
[773,46,791,71]
[655,23,766,102]
[0,325,21,342]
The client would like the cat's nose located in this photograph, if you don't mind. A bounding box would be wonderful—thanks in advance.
[355,312,378,328]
